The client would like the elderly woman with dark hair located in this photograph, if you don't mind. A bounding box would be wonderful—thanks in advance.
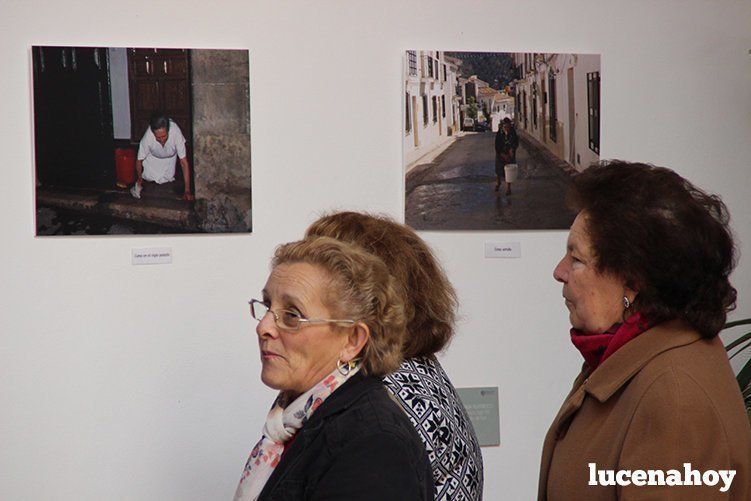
[539,161,751,500]
[307,212,483,500]
[234,237,433,501]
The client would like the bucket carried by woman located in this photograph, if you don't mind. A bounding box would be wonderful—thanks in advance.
[504,163,518,194]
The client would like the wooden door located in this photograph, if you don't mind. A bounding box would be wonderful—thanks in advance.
[567,68,576,165]
[127,49,191,147]
[541,78,547,142]
[412,96,419,147]
[437,96,443,135]
[33,46,115,188]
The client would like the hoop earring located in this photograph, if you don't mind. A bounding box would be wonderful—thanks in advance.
[337,359,357,376]
[623,296,631,309]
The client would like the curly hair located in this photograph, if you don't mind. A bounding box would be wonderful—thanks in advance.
[306,211,458,358]
[568,160,737,338]
[272,236,407,376]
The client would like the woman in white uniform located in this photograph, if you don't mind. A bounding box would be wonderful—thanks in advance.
[131,112,194,201]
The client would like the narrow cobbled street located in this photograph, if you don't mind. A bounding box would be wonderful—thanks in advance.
[406,131,577,230]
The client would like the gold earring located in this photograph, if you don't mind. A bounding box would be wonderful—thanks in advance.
[337,359,357,376]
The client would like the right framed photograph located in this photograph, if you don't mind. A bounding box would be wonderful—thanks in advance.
[404,51,601,231]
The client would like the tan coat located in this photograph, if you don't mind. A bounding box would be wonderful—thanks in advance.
[538,320,751,500]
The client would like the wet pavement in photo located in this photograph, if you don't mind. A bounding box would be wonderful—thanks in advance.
[405,131,577,231]
[36,206,192,235]
[35,182,197,235]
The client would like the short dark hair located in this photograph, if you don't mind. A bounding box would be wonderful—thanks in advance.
[568,160,737,338]
[149,112,170,132]
[306,212,458,358]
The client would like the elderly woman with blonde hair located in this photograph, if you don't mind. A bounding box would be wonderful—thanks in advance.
[234,237,433,501]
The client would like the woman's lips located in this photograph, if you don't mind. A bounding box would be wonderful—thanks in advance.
[261,350,282,360]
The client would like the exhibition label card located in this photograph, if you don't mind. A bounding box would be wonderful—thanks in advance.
[484,242,521,258]
[132,247,172,265]
[456,386,500,446]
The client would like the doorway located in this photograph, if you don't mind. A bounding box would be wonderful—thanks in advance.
[33,47,115,188]
[567,68,576,165]
[412,95,419,147]
[127,49,193,190]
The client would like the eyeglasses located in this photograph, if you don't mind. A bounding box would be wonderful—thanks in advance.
[249,299,356,331]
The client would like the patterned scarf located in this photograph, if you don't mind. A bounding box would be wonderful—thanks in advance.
[233,364,360,501]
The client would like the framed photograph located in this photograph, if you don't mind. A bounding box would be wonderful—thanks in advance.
[404,51,600,231]
[32,46,252,235]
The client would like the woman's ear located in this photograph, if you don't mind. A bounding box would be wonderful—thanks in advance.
[340,322,370,362]
[625,285,639,305]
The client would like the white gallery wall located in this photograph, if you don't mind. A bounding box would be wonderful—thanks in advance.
[1,1,750,499]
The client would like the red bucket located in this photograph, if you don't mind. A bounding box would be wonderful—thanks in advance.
[115,148,136,188]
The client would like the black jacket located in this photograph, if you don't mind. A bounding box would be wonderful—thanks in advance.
[495,127,519,157]
[258,372,434,500]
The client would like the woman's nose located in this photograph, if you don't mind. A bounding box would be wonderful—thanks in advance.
[553,257,568,283]
[256,310,278,338]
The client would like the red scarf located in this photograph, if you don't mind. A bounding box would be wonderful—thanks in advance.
[570,313,650,370]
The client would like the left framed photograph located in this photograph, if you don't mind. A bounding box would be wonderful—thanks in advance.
[32,46,251,235]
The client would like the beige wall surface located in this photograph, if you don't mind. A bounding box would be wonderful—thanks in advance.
[1,1,750,500]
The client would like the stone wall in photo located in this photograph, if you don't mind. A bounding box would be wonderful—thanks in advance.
[191,49,252,232]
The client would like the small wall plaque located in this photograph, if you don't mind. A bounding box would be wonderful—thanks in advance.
[132,247,172,265]
[457,386,500,446]
[484,242,521,258]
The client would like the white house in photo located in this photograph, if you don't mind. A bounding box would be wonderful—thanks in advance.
[477,87,497,123]
[456,74,491,130]
[512,52,600,171]
[404,51,459,168]
[458,75,490,103]
[478,88,515,131]
[444,55,463,135]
